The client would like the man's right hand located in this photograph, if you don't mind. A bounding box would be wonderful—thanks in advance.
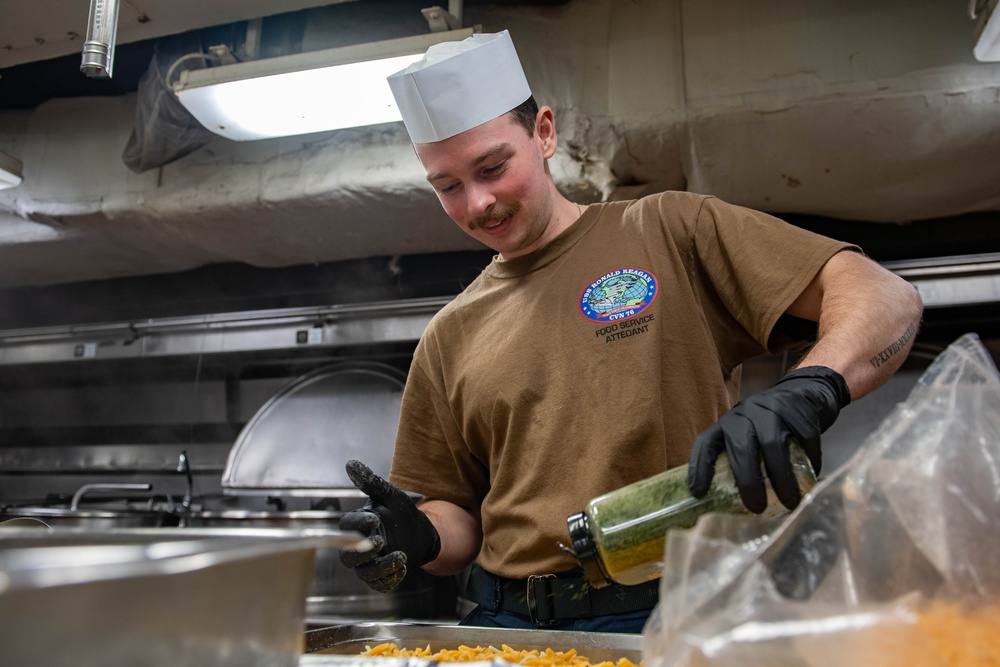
[338,459,441,593]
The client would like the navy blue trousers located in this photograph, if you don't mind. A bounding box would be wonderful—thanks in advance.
[459,605,651,634]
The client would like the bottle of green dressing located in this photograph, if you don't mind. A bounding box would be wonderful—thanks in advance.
[565,448,817,588]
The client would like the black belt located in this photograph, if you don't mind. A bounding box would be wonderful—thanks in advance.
[465,565,659,627]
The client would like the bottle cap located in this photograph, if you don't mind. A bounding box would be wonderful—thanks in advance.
[566,511,611,588]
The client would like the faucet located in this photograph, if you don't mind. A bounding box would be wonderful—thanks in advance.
[70,483,153,511]
[177,450,193,509]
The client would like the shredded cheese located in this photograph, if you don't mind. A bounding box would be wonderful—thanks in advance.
[914,601,1000,666]
[360,642,641,667]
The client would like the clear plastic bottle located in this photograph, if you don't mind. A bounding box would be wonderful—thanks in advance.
[565,448,817,588]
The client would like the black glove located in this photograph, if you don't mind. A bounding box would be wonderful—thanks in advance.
[687,366,851,514]
[338,459,441,593]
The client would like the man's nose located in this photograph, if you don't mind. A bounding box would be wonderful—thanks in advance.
[466,182,496,217]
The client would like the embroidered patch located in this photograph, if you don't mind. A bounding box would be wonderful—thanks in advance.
[579,267,658,322]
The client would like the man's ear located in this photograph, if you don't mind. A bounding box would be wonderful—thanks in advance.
[535,106,558,158]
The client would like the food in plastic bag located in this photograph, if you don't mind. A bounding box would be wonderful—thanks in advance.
[642,333,1000,667]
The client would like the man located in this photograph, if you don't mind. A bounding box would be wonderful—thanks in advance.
[338,31,923,633]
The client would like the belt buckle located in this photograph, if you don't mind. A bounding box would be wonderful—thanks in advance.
[526,573,558,627]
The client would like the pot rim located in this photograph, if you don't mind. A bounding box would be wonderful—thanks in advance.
[186,509,344,520]
[2,507,170,519]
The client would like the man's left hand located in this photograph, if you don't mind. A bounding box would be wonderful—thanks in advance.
[687,366,851,513]
[338,460,441,593]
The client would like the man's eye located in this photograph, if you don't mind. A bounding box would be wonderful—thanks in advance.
[438,183,459,195]
[483,161,507,176]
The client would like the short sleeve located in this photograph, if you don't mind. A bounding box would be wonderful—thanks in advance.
[388,335,490,508]
[691,196,856,351]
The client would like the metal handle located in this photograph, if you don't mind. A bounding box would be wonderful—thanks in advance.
[70,483,152,510]
[177,451,193,509]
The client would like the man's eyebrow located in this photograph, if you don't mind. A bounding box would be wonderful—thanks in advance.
[425,143,511,183]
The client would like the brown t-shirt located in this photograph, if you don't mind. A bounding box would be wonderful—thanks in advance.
[389,191,854,578]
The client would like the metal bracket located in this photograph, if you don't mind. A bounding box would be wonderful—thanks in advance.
[207,44,238,65]
[422,4,462,32]
[244,17,263,60]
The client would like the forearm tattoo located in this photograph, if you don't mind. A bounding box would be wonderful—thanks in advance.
[870,323,917,369]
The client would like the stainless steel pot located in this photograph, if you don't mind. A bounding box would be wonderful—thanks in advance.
[0,483,178,529]
[0,527,366,667]
[0,506,178,529]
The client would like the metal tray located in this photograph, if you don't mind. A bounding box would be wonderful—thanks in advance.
[300,658,512,667]
[304,622,643,663]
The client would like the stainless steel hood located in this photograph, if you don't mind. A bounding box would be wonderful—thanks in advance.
[1,255,997,368]
[0,297,448,366]
[0,254,996,513]
[0,296,446,507]
[882,253,1000,308]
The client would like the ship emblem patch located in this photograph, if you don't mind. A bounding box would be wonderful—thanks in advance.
[579,267,658,322]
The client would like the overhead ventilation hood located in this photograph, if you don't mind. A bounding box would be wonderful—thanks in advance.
[882,253,1000,308]
[0,254,997,367]
[0,297,449,366]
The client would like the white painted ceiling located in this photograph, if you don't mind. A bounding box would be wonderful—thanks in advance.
[0,0,360,69]
[1,0,999,289]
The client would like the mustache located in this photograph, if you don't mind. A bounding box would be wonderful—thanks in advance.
[470,203,520,231]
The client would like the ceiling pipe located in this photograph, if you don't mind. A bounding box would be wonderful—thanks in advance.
[0,151,22,190]
[80,0,122,78]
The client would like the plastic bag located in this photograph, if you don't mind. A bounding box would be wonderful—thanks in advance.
[643,332,1000,667]
[121,35,216,173]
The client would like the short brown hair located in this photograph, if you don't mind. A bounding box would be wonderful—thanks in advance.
[508,95,539,137]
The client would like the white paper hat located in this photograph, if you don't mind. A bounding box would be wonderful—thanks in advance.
[387,30,532,144]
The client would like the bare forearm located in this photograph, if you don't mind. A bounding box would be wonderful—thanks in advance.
[789,251,924,400]
[417,499,482,576]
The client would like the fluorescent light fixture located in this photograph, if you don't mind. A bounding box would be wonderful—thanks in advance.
[974,0,1000,61]
[173,28,475,141]
[0,150,23,190]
